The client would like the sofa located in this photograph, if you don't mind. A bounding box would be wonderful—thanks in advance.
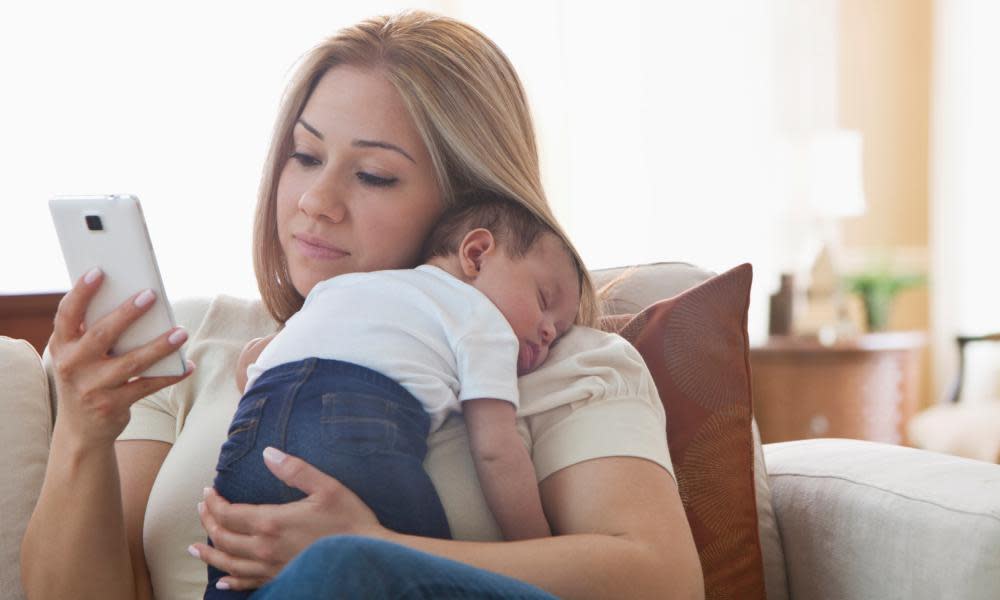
[3,262,999,599]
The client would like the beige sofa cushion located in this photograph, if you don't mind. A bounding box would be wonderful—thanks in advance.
[765,439,1000,599]
[0,337,51,600]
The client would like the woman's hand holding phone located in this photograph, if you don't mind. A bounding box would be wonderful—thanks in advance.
[48,268,194,449]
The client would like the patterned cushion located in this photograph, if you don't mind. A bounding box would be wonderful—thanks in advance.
[610,264,767,599]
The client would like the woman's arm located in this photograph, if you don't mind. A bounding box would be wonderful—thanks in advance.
[117,440,172,600]
[196,452,703,599]
[390,457,703,599]
[463,398,551,540]
[20,271,192,600]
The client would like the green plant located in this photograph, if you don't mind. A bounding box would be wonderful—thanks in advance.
[844,268,926,332]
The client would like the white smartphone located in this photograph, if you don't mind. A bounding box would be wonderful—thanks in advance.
[49,194,187,377]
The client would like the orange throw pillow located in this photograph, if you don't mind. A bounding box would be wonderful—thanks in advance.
[614,263,766,599]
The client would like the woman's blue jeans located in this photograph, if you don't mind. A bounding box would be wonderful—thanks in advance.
[252,535,559,599]
[205,358,451,599]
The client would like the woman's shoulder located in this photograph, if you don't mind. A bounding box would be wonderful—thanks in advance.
[517,326,655,416]
[515,325,671,482]
[173,294,278,341]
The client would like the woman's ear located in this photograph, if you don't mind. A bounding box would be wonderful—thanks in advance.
[459,228,496,278]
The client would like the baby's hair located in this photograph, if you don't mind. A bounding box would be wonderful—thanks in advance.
[422,190,574,266]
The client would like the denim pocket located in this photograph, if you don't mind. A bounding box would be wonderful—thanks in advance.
[217,395,267,470]
[322,392,397,456]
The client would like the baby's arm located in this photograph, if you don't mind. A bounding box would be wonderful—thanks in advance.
[463,398,552,540]
[235,333,277,393]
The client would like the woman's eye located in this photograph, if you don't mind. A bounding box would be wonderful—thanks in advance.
[289,152,320,168]
[356,172,398,187]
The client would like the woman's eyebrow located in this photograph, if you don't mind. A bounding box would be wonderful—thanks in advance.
[352,139,416,164]
[296,118,416,164]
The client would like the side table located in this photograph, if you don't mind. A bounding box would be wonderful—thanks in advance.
[750,332,926,444]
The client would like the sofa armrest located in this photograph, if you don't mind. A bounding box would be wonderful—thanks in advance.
[764,439,1000,600]
[0,337,53,600]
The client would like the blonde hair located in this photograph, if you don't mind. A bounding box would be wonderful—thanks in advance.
[254,10,598,325]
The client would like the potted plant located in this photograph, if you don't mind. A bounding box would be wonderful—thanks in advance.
[843,267,926,332]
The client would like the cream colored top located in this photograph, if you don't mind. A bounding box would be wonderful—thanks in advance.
[118,295,673,600]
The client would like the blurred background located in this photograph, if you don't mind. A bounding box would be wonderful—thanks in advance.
[2,0,998,416]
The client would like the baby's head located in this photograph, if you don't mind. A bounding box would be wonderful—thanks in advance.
[423,193,583,375]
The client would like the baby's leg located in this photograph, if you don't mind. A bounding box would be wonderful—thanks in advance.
[205,358,451,599]
[206,361,322,599]
[282,364,451,539]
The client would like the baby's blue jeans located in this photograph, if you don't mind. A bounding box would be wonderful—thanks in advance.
[205,358,451,599]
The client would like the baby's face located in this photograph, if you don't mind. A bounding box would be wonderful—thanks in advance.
[472,233,581,375]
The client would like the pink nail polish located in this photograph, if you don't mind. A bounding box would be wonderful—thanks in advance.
[168,328,188,346]
[216,581,231,590]
[84,267,102,285]
[134,289,155,308]
[187,545,200,559]
[263,446,287,464]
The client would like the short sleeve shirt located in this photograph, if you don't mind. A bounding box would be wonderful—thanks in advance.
[118,295,673,600]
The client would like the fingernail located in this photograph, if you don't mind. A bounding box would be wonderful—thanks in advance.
[134,289,155,308]
[187,545,200,559]
[263,446,286,464]
[168,328,188,346]
[197,501,205,515]
[185,360,196,374]
[216,581,231,590]
[84,267,102,285]
[203,487,211,499]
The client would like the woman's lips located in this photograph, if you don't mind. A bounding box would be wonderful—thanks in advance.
[293,235,349,260]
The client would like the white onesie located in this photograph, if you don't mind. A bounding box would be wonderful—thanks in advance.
[247,265,520,432]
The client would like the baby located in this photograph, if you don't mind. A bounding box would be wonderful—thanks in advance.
[206,194,582,598]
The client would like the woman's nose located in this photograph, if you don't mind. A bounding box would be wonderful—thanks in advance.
[299,171,347,223]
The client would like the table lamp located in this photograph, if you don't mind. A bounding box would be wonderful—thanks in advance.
[796,130,867,341]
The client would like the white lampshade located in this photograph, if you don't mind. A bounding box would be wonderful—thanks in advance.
[806,130,867,218]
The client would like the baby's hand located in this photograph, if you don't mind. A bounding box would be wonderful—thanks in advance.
[235,334,275,393]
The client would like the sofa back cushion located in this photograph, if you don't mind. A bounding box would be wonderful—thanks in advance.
[0,337,51,600]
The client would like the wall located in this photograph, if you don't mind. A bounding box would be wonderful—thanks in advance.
[838,0,934,406]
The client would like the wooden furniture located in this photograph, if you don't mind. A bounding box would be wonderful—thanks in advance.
[750,332,926,444]
[0,292,65,355]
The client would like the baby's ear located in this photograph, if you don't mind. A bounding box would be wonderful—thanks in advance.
[458,228,496,278]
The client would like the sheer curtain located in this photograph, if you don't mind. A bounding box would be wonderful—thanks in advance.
[930,0,1000,401]
[4,1,831,342]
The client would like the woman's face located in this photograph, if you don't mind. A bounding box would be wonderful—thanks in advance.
[276,66,444,297]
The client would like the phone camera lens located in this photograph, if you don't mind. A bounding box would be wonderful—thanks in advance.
[85,215,104,231]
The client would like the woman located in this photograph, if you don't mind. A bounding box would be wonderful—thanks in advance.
[22,11,703,599]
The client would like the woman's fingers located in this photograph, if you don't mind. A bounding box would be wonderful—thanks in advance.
[214,575,269,593]
[200,490,262,539]
[78,288,160,359]
[51,267,104,345]
[96,326,190,387]
[188,541,272,586]
[110,361,195,404]
[196,452,385,589]
[196,493,286,587]
[261,446,346,498]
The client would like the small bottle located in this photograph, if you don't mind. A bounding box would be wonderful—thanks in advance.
[769,274,795,336]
